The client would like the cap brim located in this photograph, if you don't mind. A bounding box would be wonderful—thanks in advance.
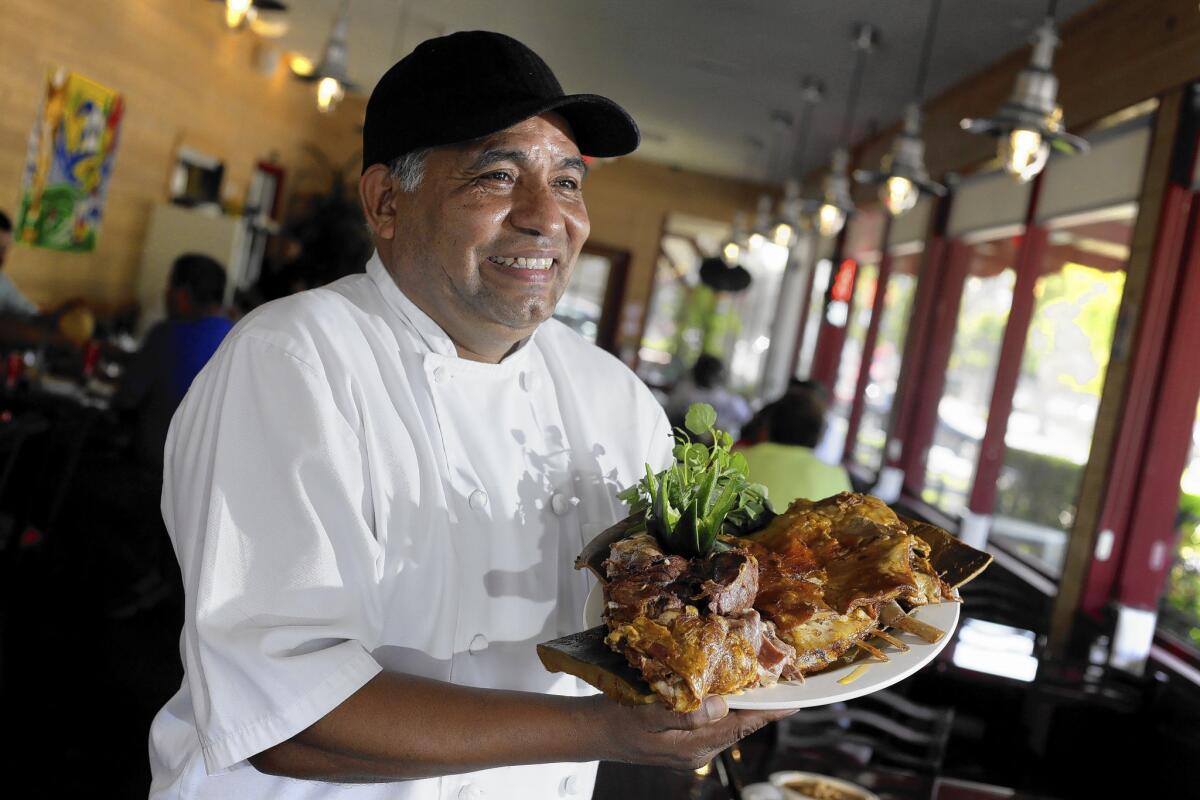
[538,94,641,158]
[436,94,640,159]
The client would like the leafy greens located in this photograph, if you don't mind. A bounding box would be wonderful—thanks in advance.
[617,402,771,557]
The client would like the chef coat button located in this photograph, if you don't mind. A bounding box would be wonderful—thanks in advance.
[469,634,488,655]
[459,784,485,800]
[560,775,580,796]
[520,370,539,391]
[432,366,447,384]
[469,489,488,510]
[551,493,576,516]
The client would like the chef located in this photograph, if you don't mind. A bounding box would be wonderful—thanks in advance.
[148,30,794,799]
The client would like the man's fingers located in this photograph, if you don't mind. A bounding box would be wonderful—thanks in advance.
[642,695,730,731]
[694,708,798,753]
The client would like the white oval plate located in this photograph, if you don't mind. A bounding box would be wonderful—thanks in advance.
[584,582,959,710]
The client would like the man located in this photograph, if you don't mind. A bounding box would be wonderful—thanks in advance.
[115,253,233,471]
[739,382,853,506]
[0,210,40,317]
[149,31,793,798]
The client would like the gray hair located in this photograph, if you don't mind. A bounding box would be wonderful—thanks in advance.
[388,148,431,193]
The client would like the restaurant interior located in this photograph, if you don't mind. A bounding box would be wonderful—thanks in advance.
[1,0,1198,797]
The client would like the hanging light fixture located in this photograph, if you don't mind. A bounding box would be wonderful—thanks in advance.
[960,0,1087,182]
[721,212,750,266]
[291,0,357,114]
[855,0,947,216]
[770,180,804,247]
[216,0,288,31]
[749,194,772,251]
[763,111,804,248]
[818,23,877,238]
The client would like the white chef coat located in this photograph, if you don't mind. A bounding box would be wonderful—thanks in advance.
[148,252,674,799]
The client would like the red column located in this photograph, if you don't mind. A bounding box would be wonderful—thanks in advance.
[1116,220,1200,609]
[808,228,850,389]
[1079,184,1196,615]
[899,240,971,496]
[965,225,1049,515]
[844,240,894,463]
[885,235,947,471]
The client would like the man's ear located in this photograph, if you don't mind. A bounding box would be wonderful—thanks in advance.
[359,164,398,241]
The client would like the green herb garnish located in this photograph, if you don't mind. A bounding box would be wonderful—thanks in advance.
[617,402,771,557]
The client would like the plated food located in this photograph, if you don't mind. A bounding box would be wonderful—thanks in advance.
[537,404,991,711]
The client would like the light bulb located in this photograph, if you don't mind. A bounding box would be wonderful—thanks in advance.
[1001,128,1050,183]
[317,76,345,113]
[722,241,740,265]
[882,175,918,216]
[288,54,315,77]
[771,222,795,248]
[748,232,765,251]
[225,0,252,29]
[817,203,846,238]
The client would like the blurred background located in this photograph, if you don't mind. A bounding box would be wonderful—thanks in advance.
[0,1,1198,797]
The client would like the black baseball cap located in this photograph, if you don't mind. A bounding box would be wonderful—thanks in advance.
[361,30,640,173]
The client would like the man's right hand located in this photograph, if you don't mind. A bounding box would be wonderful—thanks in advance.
[589,693,797,770]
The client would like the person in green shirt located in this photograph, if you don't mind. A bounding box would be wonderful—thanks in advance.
[739,384,852,507]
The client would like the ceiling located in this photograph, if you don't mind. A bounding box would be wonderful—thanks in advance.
[263,0,1098,182]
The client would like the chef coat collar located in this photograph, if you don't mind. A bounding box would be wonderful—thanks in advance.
[366,251,539,364]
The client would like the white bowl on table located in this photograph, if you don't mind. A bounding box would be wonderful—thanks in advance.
[769,770,879,800]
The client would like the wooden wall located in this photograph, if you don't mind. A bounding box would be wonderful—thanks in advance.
[0,0,769,336]
[0,0,345,311]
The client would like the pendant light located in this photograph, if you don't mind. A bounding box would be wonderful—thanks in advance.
[291,0,357,114]
[854,0,947,215]
[768,78,826,247]
[216,0,288,31]
[960,0,1087,182]
[819,24,877,238]
[721,212,751,267]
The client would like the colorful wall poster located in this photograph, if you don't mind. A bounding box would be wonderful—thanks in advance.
[16,68,125,252]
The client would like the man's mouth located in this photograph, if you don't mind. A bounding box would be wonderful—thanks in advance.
[487,256,554,270]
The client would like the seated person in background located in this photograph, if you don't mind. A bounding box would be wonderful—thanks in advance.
[738,382,852,506]
[0,209,37,317]
[666,353,753,439]
[0,209,89,342]
[114,253,233,471]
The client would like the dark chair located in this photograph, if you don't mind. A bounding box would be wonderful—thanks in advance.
[769,688,956,776]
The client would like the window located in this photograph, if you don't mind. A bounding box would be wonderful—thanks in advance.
[726,241,791,392]
[922,232,1020,517]
[852,244,920,473]
[554,251,613,344]
[794,243,833,381]
[824,209,885,460]
[635,214,730,387]
[636,213,789,395]
[990,207,1134,572]
[1162,401,1200,647]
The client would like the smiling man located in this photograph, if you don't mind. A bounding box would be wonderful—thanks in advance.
[148,31,793,799]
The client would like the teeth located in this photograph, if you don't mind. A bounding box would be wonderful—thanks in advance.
[488,256,553,270]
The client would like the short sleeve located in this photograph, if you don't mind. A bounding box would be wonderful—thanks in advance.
[162,332,383,773]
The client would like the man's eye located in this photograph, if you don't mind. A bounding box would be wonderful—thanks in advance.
[481,171,514,183]
[555,177,581,190]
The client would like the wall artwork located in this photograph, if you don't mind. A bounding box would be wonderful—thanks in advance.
[15,68,125,252]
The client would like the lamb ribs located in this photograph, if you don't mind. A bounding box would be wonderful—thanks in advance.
[598,492,959,712]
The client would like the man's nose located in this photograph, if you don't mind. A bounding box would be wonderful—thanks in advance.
[508,180,564,238]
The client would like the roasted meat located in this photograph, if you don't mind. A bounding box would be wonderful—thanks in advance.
[593,492,971,709]
[606,609,760,712]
